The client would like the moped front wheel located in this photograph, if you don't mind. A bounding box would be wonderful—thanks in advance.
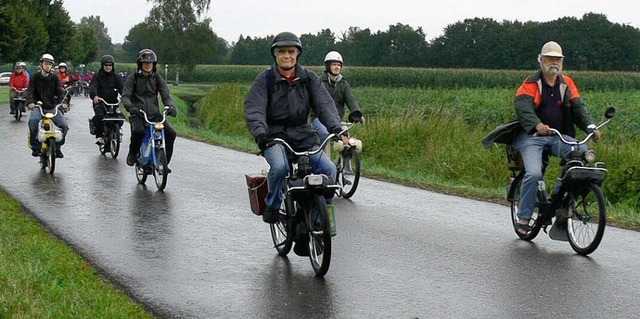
[510,175,544,240]
[45,138,56,175]
[153,148,168,191]
[307,194,331,277]
[567,183,606,255]
[271,186,294,256]
[110,123,121,159]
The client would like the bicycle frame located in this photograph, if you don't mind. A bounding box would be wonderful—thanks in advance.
[138,110,167,168]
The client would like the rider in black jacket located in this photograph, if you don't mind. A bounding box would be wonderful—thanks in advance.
[89,55,124,145]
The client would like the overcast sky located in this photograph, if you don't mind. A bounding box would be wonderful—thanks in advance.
[62,0,639,45]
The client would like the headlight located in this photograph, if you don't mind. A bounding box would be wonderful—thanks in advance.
[154,123,164,130]
[584,150,596,163]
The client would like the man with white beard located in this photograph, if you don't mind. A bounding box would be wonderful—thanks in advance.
[510,41,602,237]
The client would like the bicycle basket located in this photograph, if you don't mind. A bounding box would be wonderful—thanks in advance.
[505,145,523,171]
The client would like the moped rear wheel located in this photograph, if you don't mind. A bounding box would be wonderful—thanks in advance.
[308,194,331,277]
[510,175,543,240]
[153,148,168,191]
[567,183,606,255]
[271,186,294,256]
[339,148,361,199]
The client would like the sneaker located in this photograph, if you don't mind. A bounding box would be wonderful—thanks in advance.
[126,152,137,166]
[262,207,279,224]
[95,137,104,145]
[55,149,64,158]
[31,149,42,157]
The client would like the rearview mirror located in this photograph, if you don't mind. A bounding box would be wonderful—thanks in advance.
[605,107,616,119]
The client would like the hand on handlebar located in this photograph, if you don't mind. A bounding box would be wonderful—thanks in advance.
[592,129,602,141]
[340,134,351,145]
[535,123,551,135]
[93,96,100,104]
[61,103,69,111]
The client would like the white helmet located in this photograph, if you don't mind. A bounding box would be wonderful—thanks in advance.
[58,62,67,68]
[324,51,344,64]
[540,41,564,58]
[40,53,55,64]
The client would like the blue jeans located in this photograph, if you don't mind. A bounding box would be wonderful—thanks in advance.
[311,118,330,143]
[263,143,337,210]
[511,132,587,220]
[28,109,69,151]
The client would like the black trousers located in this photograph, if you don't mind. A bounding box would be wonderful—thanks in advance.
[128,115,177,164]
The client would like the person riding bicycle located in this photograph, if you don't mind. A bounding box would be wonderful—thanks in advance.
[311,51,365,141]
[26,53,69,158]
[8,62,29,115]
[512,41,602,236]
[122,48,177,171]
[57,62,73,104]
[90,54,124,146]
[244,31,350,224]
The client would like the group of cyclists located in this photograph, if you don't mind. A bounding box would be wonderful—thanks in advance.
[7,49,176,169]
[7,33,603,247]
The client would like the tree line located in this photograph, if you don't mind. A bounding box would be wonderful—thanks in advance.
[2,0,639,72]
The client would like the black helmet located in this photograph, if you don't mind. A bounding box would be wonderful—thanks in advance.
[136,49,157,72]
[271,32,302,57]
[101,54,115,66]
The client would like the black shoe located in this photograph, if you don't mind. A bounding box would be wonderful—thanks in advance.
[262,207,279,224]
[166,167,172,174]
[293,240,310,257]
[126,152,136,166]
[55,150,64,158]
[31,149,42,157]
[9,109,15,115]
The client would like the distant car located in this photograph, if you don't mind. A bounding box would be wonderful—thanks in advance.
[0,72,11,85]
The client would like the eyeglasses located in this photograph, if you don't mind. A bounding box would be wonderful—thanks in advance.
[104,64,113,67]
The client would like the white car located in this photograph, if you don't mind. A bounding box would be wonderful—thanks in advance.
[0,72,11,85]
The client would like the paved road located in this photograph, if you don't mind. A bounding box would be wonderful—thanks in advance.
[1,97,639,318]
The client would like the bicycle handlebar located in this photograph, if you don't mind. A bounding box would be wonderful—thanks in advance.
[11,87,27,93]
[139,107,168,125]
[534,117,613,145]
[272,123,355,157]
[97,97,121,107]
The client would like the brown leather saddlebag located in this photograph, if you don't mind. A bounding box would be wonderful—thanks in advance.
[245,174,268,215]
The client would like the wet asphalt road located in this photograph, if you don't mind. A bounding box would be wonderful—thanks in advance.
[1,96,640,318]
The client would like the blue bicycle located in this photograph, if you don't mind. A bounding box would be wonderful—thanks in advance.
[135,108,169,190]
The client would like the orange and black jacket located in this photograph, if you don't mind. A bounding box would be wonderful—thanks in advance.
[514,69,594,138]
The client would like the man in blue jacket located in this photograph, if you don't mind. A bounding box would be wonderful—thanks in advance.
[244,31,349,224]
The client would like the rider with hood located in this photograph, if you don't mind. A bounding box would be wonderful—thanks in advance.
[90,55,124,145]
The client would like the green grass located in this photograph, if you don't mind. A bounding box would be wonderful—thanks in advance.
[0,189,152,318]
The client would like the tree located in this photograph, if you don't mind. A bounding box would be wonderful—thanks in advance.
[74,25,99,64]
[43,1,77,63]
[300,29,336,65]
[78,16,114,56]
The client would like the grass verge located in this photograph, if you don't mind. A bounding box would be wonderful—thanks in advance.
[0,189,153,318]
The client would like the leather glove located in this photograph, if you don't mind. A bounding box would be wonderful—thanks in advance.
[167,105,177,117]
[256,134,271,151]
